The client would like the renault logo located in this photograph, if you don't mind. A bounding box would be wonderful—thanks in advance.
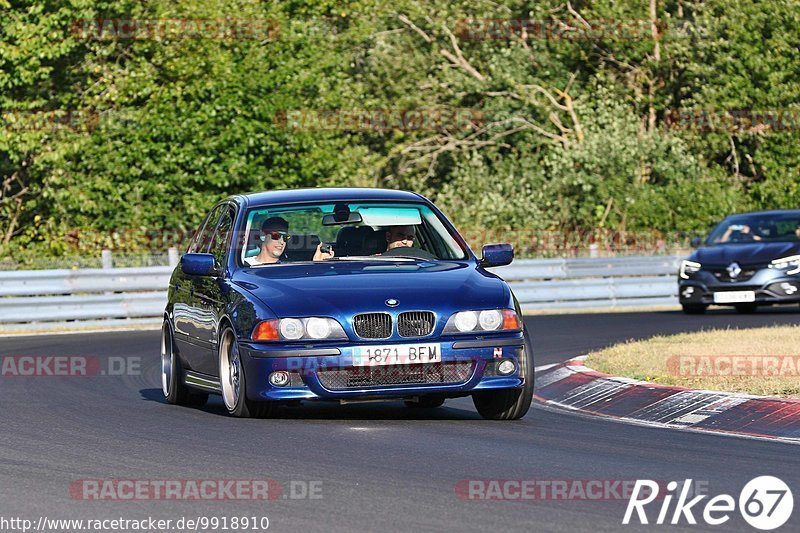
[727,262,742,278]
[385,298,399,307]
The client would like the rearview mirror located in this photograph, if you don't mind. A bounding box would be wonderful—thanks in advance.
[181,253,219,276]
[480,244,514,268]
[322,212,363,225]
[690,237,703,248]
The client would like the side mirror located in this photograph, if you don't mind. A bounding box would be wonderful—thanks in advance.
[181,253,219,276]
[480,243,514,268]
[690,237,703,249]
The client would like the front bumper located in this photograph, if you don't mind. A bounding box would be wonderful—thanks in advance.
[678,270,800,306]
[239,335,525,401]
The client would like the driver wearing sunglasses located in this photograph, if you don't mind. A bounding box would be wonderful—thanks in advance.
[244,217,290,266]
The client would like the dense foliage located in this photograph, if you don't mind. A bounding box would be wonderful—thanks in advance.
[1,0,798,264]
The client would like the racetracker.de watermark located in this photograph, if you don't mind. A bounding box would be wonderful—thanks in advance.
[45,227,685,258]
[455,18,669,41]
[0,110,100,133]
[69,479,322,501]
[0,356,140,377]
[273,108,484,132]
[665,109,800,133]
[1,516,269,533]
[455,479,707,501]
[667,355,800,377]
[71,18,280,40]
[281,357,475,373]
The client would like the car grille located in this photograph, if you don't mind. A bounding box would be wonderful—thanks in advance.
[353,313,392,339]
[708,267,759,282]
[317,362,474,390]
[397,311,435,337]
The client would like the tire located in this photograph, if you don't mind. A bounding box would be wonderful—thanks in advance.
[219,326,276,418]
[735,303,758,314]
[404,395,445,408]
[472,328,534,420]
[161,320,208,407]
[682,304,707,315]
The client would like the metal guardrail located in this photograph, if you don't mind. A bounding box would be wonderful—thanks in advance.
[0,267,172,324]
[490,256,682,310]
[0,255,682,326]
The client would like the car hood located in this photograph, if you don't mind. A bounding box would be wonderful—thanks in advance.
[232,260,510,318]
[692,242,800,265]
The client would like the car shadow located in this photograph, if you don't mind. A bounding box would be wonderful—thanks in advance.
[139,387,485,420]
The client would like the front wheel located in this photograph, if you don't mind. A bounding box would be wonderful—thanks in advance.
[682,304,707,315]
[219,327,276,418]
[472,329,534,420]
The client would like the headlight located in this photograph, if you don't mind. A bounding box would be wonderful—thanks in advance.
[252,317,347,341]
[305,317,332,339]
[679,260,702,279]
[279,318,304,340]
[478,310,503,330]
[453,311,477,332]
[444,309,520,333]
[769,255,800,275]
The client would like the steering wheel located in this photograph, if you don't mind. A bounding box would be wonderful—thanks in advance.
[381,246,436,260]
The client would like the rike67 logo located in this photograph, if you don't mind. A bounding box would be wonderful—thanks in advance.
[624,476,793,530]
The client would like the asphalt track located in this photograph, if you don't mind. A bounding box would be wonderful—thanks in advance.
[1,309,799,532]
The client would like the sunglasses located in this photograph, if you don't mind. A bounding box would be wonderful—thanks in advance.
[391,232,415,241]
[263,231,290,242]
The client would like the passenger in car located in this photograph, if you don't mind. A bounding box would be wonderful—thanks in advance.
[312,224,419,261]
[244,217,290,265]
[385,225,417,251]
[719,223,762,243]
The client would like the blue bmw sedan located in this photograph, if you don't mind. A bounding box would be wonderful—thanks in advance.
[161,188,532,419]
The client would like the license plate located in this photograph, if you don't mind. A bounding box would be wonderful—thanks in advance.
[713,291,755,303]
[352,343,441,367]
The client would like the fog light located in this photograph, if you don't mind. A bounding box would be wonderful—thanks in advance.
[780,282,798,295]
[681,286,695,299]
[497,360,516,375]
[269,371,290,387]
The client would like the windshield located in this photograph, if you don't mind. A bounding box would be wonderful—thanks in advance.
[239,201,467,266]
[707,213,800,244]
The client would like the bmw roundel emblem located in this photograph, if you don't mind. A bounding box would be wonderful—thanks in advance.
[385,298,399,307]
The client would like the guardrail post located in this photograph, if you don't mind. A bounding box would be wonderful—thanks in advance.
[101,249,113,269]
[589,244,598,258]
[168,247,179,268]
